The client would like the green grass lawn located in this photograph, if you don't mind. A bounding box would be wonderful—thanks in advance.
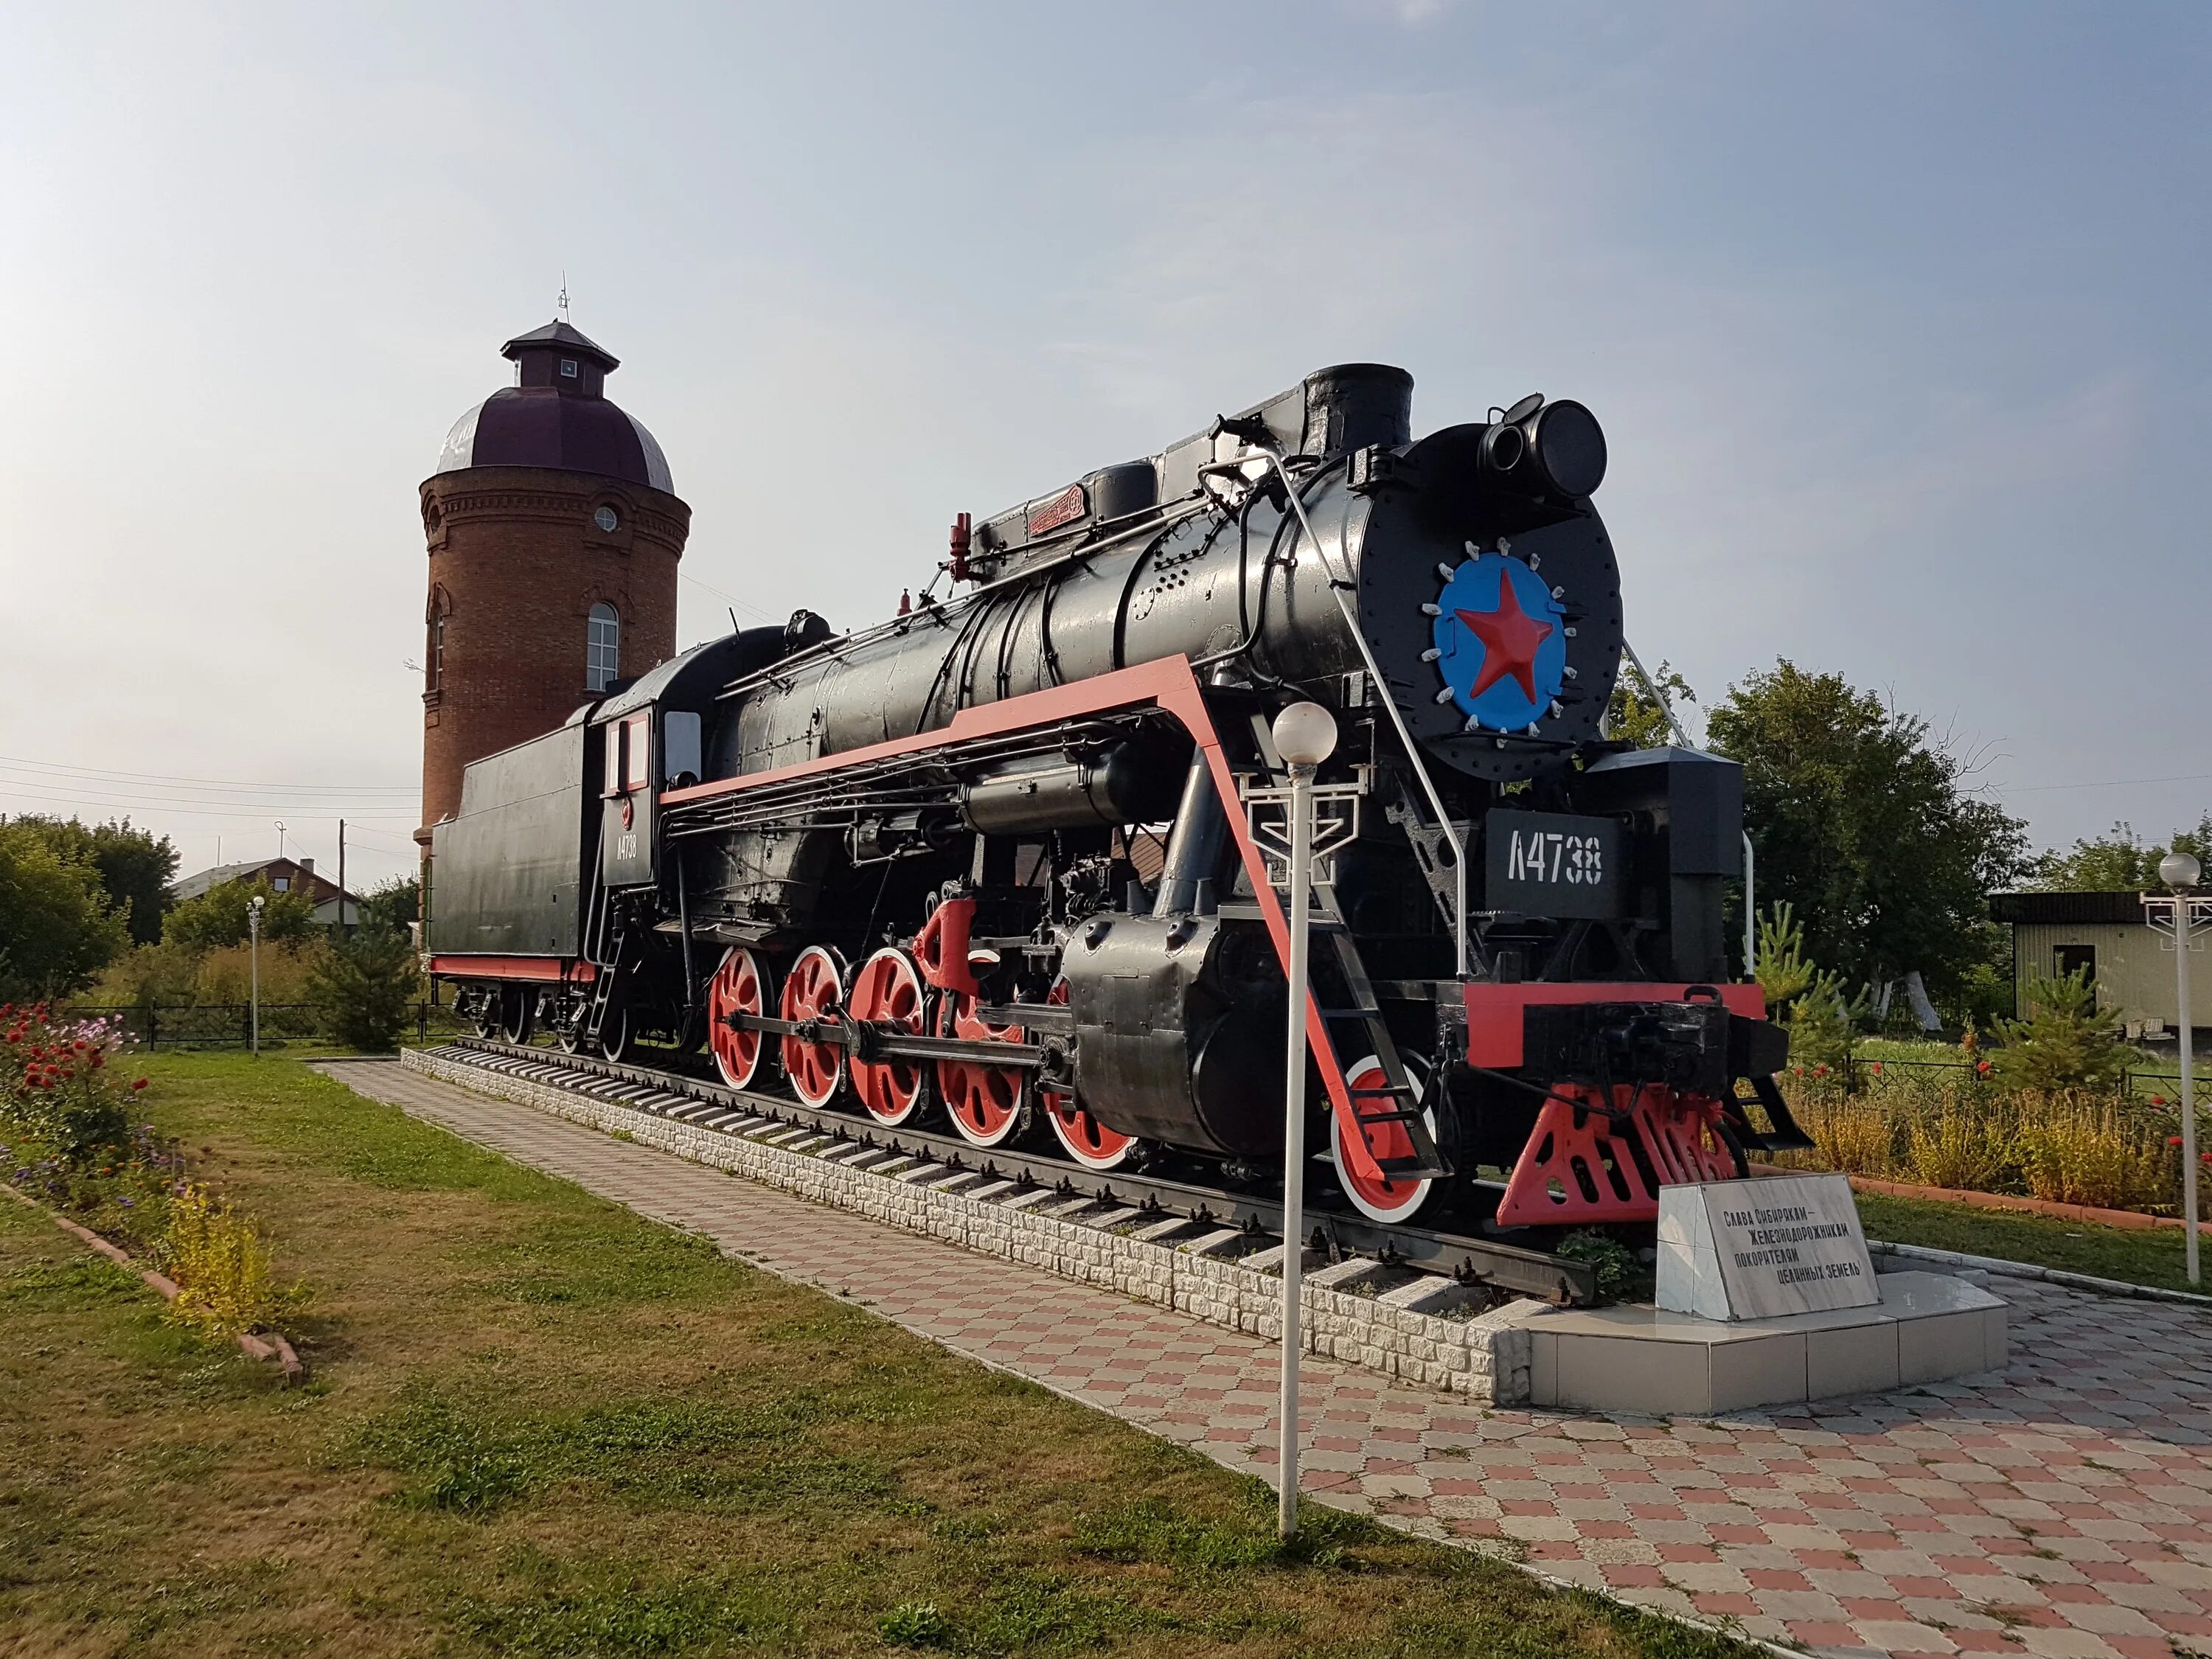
[1857,1189,2207,1295]
[0,1052,1756,1659]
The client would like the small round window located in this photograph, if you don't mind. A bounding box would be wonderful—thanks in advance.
[594,506,619,533]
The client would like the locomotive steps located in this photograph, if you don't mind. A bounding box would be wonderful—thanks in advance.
[403,1042,1561,1404]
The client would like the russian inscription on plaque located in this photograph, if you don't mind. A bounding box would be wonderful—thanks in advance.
[1656,1172,1878,1321]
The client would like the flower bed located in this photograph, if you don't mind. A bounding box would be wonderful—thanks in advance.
[3,1001,303,1340]
[1768,1063,2201,1217]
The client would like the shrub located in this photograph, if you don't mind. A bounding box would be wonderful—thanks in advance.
[161,1181,287,1335]
[1554,1229,1641,1300]
[2015,1096,2171,1212]
[1906,1105,2014,1192]
[307,928,419,1051]
[1992,968,2127,1092]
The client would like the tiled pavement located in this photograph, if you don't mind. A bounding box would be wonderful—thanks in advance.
[326,1060,2212,1659]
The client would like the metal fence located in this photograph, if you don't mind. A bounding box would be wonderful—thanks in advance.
[60,1003,470,1050]
[1834,1051,2193,1098]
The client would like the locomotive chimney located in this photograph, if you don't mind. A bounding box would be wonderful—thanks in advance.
[1301,364,1413,456]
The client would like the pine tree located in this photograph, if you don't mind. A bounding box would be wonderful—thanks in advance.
[307,928,419,1051]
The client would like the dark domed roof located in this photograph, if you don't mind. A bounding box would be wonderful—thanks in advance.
[434,319,674,494]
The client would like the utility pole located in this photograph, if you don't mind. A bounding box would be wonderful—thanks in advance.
[338,818,347,936]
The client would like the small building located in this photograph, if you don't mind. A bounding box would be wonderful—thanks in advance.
[1989,891,2202,1052]
[168,857,360,927]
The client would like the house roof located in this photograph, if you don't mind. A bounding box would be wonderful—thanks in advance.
[168,857,357,905]
[1990,890,2149,926]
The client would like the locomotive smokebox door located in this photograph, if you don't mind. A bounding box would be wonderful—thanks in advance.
[599,707,657,887]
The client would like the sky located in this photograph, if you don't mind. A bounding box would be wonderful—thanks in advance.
[1,1,2206,892]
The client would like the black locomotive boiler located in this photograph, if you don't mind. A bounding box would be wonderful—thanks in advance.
[425,364,1805,1234]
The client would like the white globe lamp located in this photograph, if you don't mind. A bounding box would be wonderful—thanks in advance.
[1272,701,1338,768]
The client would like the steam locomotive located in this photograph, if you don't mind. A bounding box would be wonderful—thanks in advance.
[425,364,1804,1232]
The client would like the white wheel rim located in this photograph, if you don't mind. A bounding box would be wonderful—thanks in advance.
[1332,1056,1436,1224]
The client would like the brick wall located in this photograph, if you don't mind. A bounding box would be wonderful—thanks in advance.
[417,465,689,841]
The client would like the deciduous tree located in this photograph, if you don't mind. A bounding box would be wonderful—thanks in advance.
[164,878,319,952]
[4,815,178,944]
[0,823,129,998]
[2027,814,2211,891]
[1705,660,2027,1003]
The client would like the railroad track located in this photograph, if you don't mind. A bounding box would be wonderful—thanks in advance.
[433,1037,1596,1305]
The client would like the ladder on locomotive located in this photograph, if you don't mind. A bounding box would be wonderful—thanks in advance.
[1242,717,1450,1183]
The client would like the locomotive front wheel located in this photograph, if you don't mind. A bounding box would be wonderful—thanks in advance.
[1039,978,1143,1171]
[936,991,1026,1149]
[500,987,536,1046]
[848,947,928,1125]
[469,990,500,1041]
[1331,1055,1438,1225]
[708,945,774,1091]
[779,945,847,1108]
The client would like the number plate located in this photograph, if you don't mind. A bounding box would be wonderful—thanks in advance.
[1483,809,1621,919]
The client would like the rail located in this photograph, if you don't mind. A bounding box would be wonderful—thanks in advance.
[439,1034,1597,1305]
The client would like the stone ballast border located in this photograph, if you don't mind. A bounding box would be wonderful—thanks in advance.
[402,1047,1549,1403]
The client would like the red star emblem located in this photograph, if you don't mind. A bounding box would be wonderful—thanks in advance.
[1455,572,1555,701]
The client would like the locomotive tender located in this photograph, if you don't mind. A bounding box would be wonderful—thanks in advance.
[426,364,1805,1234]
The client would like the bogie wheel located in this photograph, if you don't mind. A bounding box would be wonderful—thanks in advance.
[470,992,500,1041]
[1331,1054,1438,1225]
[1040,977,1142,1171]
[555,1006,584,1054]
[936,990,1026,1148]
[708,945,775,1091]
[778,945,847,1107]
[501,987,536,1045]
[847,947,928,1125]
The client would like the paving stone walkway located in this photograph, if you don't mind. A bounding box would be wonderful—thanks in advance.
[324,1060,2212,1659]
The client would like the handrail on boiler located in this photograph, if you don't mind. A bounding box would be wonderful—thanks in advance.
[1220,425,1471,978]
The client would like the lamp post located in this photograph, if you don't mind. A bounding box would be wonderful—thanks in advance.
[2147,852,2209,1284]
[1270,700,1337,1541]
[248,894,265,1059]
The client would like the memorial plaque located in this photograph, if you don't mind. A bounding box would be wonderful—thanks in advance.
[1656,1173,1878,1321]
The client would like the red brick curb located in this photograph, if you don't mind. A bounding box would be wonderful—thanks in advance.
[1753,1163,2212,1235]
[2,1184,305,1383]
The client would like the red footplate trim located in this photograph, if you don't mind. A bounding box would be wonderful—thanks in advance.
[1495,1082,1739,1227]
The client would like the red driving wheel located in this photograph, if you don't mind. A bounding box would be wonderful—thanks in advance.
[936,990,1026,1148]
[707,945,773,1091]
[778,945,847,1107]
[1039,976,1141,1171]
[1332,1054,1437,1224]
[848,947,928,1125]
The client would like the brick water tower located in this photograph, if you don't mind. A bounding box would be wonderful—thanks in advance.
[416,319,690,854]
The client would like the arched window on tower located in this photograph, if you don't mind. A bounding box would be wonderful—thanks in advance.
[586,602,620,692]
[425,585,451,698]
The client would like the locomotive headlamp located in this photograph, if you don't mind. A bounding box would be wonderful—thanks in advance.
[1527,399,1607,498]
[2163,851,2202,891]
[1479,397,1608,500]
[1273,701,1338,768]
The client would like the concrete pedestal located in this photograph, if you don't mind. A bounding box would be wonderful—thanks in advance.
[1523,1270,2006,1416]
